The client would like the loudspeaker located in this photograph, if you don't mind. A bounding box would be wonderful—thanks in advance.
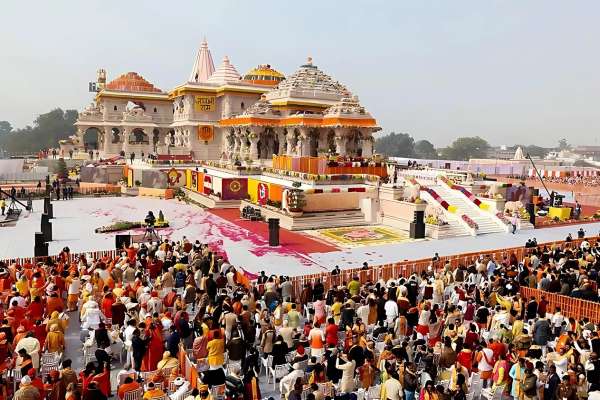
[526,203,535,226]
[41,220,52,242]
[34,232,48,257]
[43,197,51,213]
[413,210,424,224]
[115,234,132,249]
[409,222,425,239]
[47,203,53,219]
[268,218,280,247]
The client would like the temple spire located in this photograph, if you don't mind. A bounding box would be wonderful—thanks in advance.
[189,39,215,83]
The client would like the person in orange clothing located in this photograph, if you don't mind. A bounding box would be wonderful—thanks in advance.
[46,293,65,316]
[7,300,26,334]
[488,337,506,361]
[27,296,44,322]
[101,291,115,320]
[117,376,140,400]
[28,368,45,400]
[142,382,165,400]
[0,268,13,292]
[141,321,164,372]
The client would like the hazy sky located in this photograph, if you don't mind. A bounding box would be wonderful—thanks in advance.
[1,1,599,147]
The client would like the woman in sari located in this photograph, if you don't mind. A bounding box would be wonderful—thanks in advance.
[141,322,164,371]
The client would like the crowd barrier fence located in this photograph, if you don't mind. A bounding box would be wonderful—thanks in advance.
[520,286,600,323]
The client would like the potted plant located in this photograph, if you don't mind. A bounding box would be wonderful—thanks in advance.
[287,181,306,216]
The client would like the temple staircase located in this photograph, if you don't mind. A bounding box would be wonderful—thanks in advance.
[431,183,507,235]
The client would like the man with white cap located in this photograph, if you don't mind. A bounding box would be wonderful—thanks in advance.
[14,375,40,400]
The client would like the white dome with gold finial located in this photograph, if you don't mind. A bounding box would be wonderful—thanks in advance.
[207,56,241,85]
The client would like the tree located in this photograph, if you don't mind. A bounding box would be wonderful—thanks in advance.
[0,121,12,135]
[414,140,438,159]
[557,138,571,151]
[54,157,68,180]
[524,145,548,158]
[0,108,77,155]
[440,136,490,161]
[374,132,415,157]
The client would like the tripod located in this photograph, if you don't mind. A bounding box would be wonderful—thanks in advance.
[143,223,159,241]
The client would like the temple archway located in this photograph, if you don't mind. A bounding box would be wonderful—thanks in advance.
[111,128,121,144]
[129,128,149,144]
[346,129,363,157]
[83,127,100,150]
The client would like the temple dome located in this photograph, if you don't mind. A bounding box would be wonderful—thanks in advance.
[243,64,285,86]
[513,146,525,160]
[105,72,162,93]
[207,56,242,84]
[323,95,371,118]
[189,39,216,83]
[275,57,350,96]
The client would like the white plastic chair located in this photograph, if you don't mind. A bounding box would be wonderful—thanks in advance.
[123,388,143,400]
[366,384,380,400]
[261,354,273,378]
[318,382,334,397]
[139,370,157,382]
[210,383,226,400]
[227,360,242,375]
[269,364,290,390]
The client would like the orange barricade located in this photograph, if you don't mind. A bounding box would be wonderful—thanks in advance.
[520,287,600,323]
[286,236,599,317]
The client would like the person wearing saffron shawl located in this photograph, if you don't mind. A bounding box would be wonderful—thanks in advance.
[27,296,44,322]
[141,322,164,371]
[7,299,26,334]
[91,360,111,397]
[101,291,115,320]
[243,369,261,400]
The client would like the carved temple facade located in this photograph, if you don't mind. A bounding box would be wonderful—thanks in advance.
[68,41,379,161]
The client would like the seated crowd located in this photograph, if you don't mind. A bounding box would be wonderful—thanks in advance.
[0,234,600,400]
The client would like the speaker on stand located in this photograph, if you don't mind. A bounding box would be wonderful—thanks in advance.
[268,218,280,246]
[409,210,425,239]
[115,234,132,249]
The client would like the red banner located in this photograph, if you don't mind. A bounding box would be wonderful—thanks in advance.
[257,182,269,205]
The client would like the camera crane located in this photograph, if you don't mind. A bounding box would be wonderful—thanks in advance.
[526,153,562,207]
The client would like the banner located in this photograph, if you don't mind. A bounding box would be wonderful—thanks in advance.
[203,174,212,195]
[257,182,269,205]
[222,178,248,200]
[198,125,214,142]
[194,96,216,112]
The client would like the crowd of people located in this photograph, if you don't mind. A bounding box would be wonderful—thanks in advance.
[1,233,600,400]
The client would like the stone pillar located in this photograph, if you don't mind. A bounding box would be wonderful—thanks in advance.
[233,129,241,160]
[317,128,328,154]
[297,128,310,157]
[335,130,347,156]
[361,133,374,158]
[249,133,259,160]
[276,129,286,155]
[286,135,295,156]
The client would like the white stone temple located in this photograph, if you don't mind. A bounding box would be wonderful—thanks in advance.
[67,41,379,161]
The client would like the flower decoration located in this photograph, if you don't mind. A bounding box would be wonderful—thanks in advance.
[461,214,479,230]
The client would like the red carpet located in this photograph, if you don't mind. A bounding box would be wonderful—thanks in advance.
[208,208,339,254]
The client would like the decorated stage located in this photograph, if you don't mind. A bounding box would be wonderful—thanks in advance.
[307,226,412,248]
